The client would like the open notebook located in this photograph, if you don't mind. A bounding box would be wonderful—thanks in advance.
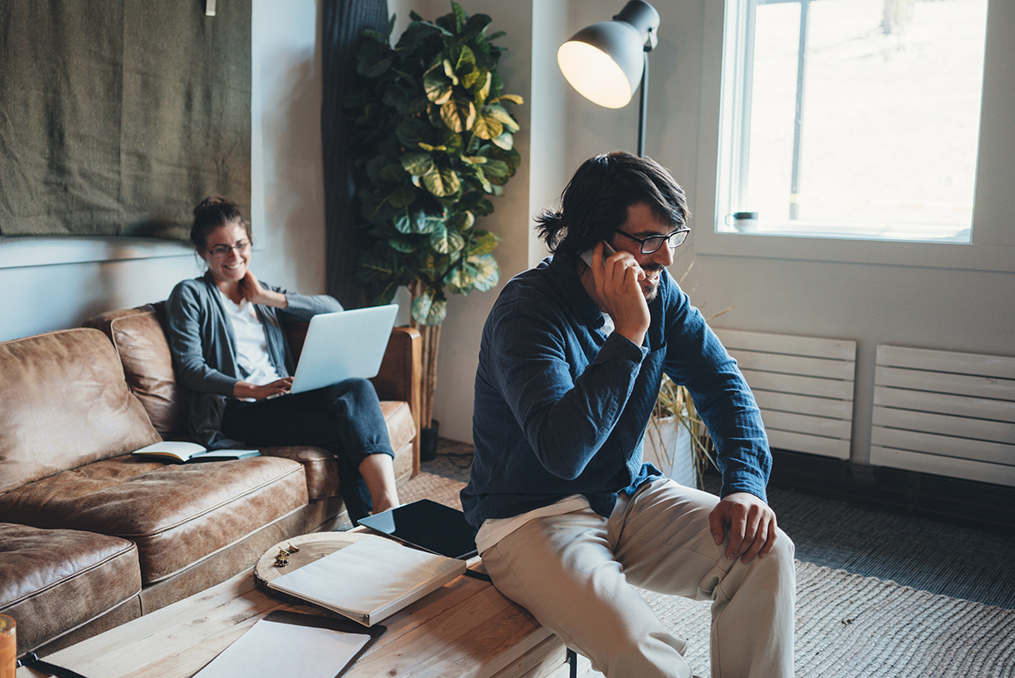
[266,535,466,627]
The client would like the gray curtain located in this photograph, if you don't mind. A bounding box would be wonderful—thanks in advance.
[321,0,388,308]
[0,0,251,240]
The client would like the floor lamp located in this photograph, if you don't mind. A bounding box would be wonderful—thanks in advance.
[557,0,660,157]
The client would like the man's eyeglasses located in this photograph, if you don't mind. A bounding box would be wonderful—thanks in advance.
[206,240,251,258]
[613,228,690,254]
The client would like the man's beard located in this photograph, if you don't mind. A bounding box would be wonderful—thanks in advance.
[641,266,663,301]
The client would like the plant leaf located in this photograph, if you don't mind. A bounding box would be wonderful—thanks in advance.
[484,103,520,133]
[401,153,434,176]
[373,280,401,305]
[440,97,477,133]
[472,112,503,140]
[469,253,500,291]
[411,290,447,326]
[490,94,524,105]
[451,1,466,32]
[481,158,510,180]
[388,183,417,208]
[441,58,460,86]
[472,71,492,107]
[429,225,465,254]
[422,166,461,197]
[469,231,501,255]
[443,264,474,295]
[491,132,514,151]
[378,162,408,183]
[396,118,437,150]
[393,208,429,234]
[386,236,417,253]
[423,66,454,105]
[449,210,475,231]
[356,252,395,282]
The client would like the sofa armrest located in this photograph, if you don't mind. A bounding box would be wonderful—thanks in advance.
[372,326,422,477]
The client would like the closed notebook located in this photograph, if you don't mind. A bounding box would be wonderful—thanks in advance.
[266,535,466,627]
[192,610,384,678]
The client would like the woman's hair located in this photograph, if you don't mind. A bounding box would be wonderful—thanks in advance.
[190,195,251,249]
[535,152,689,255]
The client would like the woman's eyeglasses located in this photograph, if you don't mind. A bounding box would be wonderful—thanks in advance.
[613,228,690,254]
[206,240,251,258]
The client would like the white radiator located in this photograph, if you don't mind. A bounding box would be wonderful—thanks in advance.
[871,345,1015,487]
[714,329,856,460]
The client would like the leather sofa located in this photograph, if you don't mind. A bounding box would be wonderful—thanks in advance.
[0,303,420,656]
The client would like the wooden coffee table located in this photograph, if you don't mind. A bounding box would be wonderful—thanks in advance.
[17,533,567,678]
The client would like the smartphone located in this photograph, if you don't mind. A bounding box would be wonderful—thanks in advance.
[579,241,616,268]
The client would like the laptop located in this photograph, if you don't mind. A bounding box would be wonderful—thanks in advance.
[282,304,399,395]
[358,499,479,560]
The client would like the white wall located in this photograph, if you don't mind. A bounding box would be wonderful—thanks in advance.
[0,0,328,343]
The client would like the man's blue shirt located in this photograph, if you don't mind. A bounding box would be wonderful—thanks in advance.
[460,253,771,528]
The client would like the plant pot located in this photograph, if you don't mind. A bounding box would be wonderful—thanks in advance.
[643,416,696,488]
[420,420,439,462]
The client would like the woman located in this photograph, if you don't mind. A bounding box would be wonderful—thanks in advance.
[165,196,399,523]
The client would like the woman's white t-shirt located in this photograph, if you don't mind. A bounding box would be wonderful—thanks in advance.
[219,290,283,387]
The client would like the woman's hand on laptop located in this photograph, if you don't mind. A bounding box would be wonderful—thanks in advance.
[233,377,293,401]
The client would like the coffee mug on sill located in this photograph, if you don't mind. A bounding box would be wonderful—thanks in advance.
[725,211,759,232]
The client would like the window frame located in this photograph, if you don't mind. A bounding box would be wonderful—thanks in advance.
[694,0,1013,274]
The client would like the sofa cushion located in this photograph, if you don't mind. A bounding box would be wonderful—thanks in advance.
[0,456,309,585]
[83,305,189,438]
[85,306,417,499]
[258,446,339,499]
[0,329,161,494]
[0,523,141,654]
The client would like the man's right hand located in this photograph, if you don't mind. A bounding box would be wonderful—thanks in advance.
[591,242,650,346]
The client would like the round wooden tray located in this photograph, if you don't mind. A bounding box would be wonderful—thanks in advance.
[253,531,370,597]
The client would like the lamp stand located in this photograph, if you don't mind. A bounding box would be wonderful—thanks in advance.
[637,51,648,157]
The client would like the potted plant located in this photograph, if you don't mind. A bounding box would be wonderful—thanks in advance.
[345,2,523,456]
[645,374,717,489]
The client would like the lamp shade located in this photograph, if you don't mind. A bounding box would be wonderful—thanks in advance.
[557,1,660,109]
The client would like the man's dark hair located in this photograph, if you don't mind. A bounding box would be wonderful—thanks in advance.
[190,195,250,249]
[535,152,689,255]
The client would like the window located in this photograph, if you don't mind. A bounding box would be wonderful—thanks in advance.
[716,0,989,243]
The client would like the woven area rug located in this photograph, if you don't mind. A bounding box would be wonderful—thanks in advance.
[398,472,1015,677]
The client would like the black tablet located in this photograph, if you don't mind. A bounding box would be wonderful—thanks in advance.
[358,499,478,560]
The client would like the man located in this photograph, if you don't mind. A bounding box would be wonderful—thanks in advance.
[460,152,795,678]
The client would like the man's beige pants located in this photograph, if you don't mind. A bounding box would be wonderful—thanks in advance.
[481,478,796,678]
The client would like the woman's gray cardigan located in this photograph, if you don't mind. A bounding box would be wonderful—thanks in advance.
[165,273,343,449]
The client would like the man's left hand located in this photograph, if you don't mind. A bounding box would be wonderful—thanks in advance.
[708,492,779,564]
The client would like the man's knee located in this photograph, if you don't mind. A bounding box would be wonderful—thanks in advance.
[768,527,795,564]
